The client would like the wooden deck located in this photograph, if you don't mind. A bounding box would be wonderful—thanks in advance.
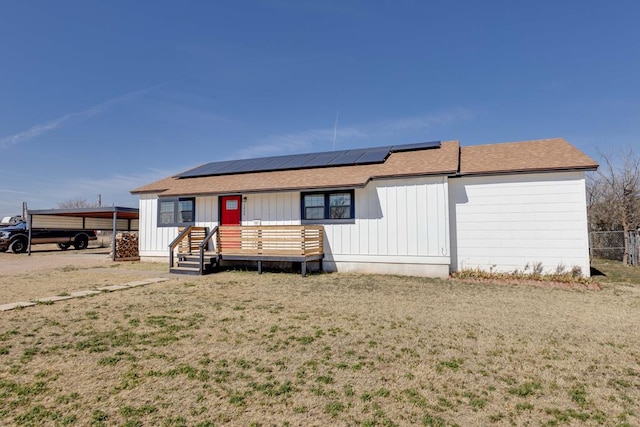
[170,225,324,276]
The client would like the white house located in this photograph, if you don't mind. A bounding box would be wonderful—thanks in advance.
[131,138,597,277]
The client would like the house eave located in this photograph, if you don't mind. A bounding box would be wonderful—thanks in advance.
[369,170,456,181]
[454,165,599,178]
[130,189,168,195]
[132,170,458,198]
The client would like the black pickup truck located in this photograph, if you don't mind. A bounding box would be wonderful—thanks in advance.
[0,221,97,253]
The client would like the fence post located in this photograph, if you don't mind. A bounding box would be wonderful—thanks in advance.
[629,231,638,266]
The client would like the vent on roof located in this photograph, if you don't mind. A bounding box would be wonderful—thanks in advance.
[175,140,440,179]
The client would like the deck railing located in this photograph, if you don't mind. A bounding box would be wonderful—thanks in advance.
[216,225,324,256]
[170,225,324,273]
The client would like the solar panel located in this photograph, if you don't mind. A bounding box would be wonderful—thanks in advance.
[327,149,366,165]
[260,155,300,171]
[353,147,391,164]
[301,152,343,168]
[215,161,245,174]
[175,140,441,178]
[390,140,440,152]
[179,160,237,177]
[282,154,316,169]
[332,151,361,165]
[232,159,264,173]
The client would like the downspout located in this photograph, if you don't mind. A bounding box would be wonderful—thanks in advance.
[446,144,464,273]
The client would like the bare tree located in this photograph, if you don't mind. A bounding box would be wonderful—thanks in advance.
[587,148,640,264]
[57,198,97,209]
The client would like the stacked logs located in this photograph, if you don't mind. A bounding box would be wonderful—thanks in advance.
[112,232,139,260]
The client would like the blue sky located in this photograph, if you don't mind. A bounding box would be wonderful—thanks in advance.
[1,0,639,217]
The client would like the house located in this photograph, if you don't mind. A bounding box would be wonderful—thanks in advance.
[131,138,598,277]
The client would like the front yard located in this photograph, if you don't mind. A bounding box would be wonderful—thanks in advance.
[1,261,639,426]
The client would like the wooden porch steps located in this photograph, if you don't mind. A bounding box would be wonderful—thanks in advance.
[170,252,219,275]
[170,266,203,275]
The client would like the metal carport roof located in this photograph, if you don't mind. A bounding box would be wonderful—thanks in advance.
[26,206,139,260]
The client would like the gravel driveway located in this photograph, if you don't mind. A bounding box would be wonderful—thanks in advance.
[0,245,113,274]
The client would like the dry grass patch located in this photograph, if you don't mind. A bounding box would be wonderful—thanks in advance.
[1,270,639,426]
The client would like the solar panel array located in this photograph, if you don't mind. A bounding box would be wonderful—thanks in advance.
[176,140,440,179]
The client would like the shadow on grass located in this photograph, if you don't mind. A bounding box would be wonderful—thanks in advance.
[591,258,640,285]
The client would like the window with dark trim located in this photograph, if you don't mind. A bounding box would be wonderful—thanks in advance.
[301,190,354,220]
[158,197,195,226]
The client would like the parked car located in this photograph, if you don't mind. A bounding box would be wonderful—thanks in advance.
[0,221,97,253]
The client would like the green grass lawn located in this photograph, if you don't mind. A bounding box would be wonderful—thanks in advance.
[591,258,640,285]
[1,262,639,426]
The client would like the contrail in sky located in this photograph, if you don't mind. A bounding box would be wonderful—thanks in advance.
[0,83,165,148]
[0,189,31,195]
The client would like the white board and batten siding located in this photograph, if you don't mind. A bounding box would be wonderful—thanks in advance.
[139,177,451,276]
[139,194,169,259]
[242,192,299,226]
[449,171,591,276]
[138,194,217,259]
[321,177,450,277]
[239,177,450,277]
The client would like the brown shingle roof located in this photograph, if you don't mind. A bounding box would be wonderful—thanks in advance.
[131,138,598,196]
[459,138,598,175]
[131,140,461,196]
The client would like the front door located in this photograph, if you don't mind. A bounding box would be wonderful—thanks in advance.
[220,195,242,250]
[220,195,242,225]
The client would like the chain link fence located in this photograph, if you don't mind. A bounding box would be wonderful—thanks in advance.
[590,231,639,265]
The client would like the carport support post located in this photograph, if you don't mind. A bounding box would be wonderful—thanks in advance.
[27,213,32,256]
[111,210,117,261]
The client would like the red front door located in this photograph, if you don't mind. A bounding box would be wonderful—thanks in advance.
[220,195,242,250]
[221,195,242,225]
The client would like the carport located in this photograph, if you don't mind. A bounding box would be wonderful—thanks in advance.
[27,207,139,261]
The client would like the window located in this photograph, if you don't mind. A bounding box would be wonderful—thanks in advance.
[304,194,325,219]
[301,190,354,220]
[158,198,195,226]
[329,193,351,219]
[225,199,238,210]
[178,200,194,222]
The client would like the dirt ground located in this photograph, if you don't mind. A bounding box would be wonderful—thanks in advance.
[1,245,112,274]
[0,244,168,304]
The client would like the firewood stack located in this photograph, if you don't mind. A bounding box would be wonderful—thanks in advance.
[112,232,140,260]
